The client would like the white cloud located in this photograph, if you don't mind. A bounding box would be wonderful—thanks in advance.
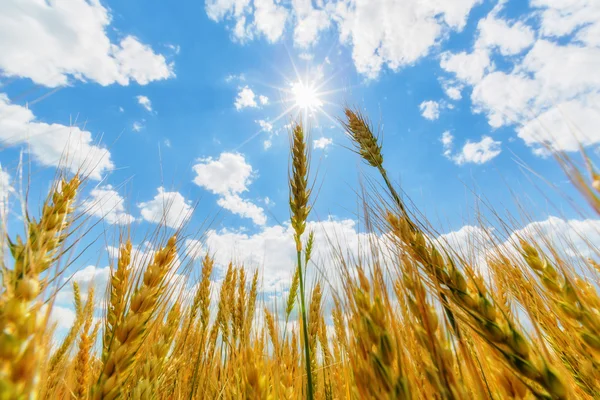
[201,218,372,291]
[207,0,289,42]
[0,1,174,87]
[132,121,144,132]
[192,152,253,196]
[441,48,492,85]
[443,84,463,100]
[441,2,600,155]
[419,100,440,120]
[259,95,269,105]
[199,210,600,292]
[54,264,112,305]
[217,194,267,225]
[476,14,535,56]
[263,139,273,150]
[471,39,600,152]
[0,94,113,180]
[254,0,289,42]
[292,0,331,48]
[81,185,135,225]
[313,137,333,149]
[436,224,493,266]
[332,0,482,78]
[509,216,600,259]
[577,20,600,47]
[192,152,266,225]
[138,187,193,229]
[66,265,111,291]
[441,132,501,165]
[235,86,258,110]
[207,0,482,79]
[441,131,454,159]
[454,136,501,165]
[517,93,600,153]
[46,305,77,330]
[0,166,13,221]
[532,0,600,41]
[137,95,153,112]
[256,119,273,132]
[436,215,600,278]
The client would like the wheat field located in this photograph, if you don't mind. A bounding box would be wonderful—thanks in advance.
[1,107,600,399]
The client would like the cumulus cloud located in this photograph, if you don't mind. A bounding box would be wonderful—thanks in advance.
[517,93,600,154]
[509,216,600,259]
[441,2,600,154]
[472,39,600,152]
[313,137,333,149]
[45,305,77,330]
[441,131,501,165]
[217,194,267,225]
[196,218,373,291]
[256,119,273,132]
[137,95,153,112]
[207,0,482,78]
[193,152,253,196]
[441,48,492,85]
[476,13,535,56]
[235,86,260,110]
[0,94,113,180]
[185,212,600,293]
[81,185,135,225]
[254,0,289,42]
[419,100,441,120]
[138,187,193,229]
[454,136,501,165]
[292,0,331,48]
[207,0,289,42]
[333,0,483,78]
[54,264,111,305]
[443,83,463,100]
[0,0,174,87]
[259,95,269,105]
[192,152,266,225]
[532,0,600,41]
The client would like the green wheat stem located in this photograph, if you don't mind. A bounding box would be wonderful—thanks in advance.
[297,247,314,400]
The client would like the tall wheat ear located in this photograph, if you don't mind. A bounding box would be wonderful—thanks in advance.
[289,121,316,400]
[0,175,80,399]
[93,235,178,400]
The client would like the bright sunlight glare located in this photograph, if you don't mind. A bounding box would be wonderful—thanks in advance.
[291,81,323,111]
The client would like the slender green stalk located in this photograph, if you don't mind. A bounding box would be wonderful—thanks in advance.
[297,248,314,400]
[289,122,315,400]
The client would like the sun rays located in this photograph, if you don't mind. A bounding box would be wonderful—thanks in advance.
[233,52,350,151]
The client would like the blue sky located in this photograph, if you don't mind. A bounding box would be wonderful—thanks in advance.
[1,0,599,328]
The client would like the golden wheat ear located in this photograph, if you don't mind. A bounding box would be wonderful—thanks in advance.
[93,235,177,400]
[288,120,316,400]
[0,174,80,399]
[341,108,384,168]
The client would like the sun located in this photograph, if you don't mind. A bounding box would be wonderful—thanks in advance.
[234,57,345,149]
[291,81,323,111]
